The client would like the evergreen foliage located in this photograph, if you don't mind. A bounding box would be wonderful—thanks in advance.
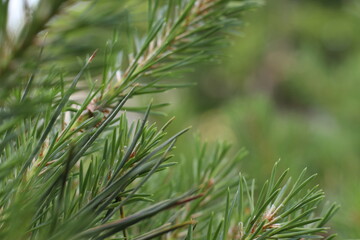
[0,0,338,239]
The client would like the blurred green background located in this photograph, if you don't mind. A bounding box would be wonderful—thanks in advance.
[159,0,360,237]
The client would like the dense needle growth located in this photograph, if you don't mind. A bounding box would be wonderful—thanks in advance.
[0,0,338,239]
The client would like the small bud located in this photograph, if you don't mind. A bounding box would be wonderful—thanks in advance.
[88,49,98,63]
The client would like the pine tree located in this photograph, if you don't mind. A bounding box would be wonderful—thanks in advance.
[0,0,338,239]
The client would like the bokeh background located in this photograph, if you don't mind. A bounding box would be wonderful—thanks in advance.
[158,0,360,237]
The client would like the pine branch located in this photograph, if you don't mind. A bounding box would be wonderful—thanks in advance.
[0,1,338,240]
[25,0,257,178]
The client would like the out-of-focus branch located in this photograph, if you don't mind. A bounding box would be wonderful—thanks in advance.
[0,0,71,82]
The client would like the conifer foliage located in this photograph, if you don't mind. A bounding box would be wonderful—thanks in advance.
[0,0,338,239]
